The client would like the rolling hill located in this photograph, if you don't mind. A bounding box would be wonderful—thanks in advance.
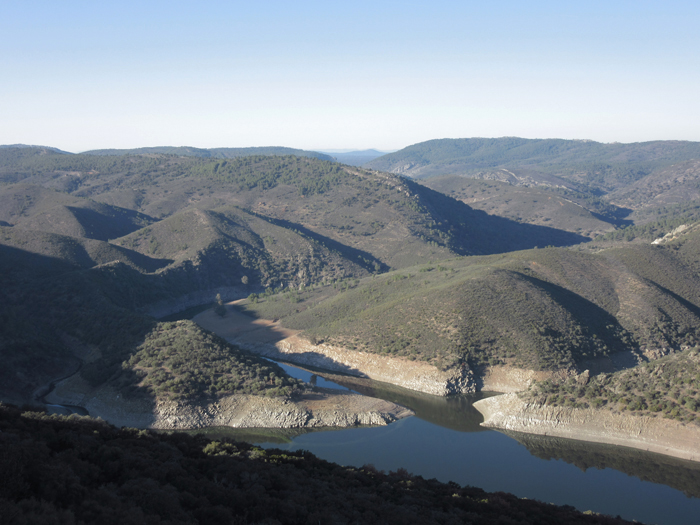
[0,183,155,240]
[3,141,700,417]
[0,145,587,408]
[235,232,700,377]
[419,175,619,237]
[367,138,700,242]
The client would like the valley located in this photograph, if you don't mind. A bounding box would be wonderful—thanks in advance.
[3,139,700,523]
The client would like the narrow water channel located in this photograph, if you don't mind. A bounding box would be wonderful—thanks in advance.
[202,359,700,525]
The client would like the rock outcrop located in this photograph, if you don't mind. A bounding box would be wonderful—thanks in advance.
[474,393,700,462]
[475,365,556,393]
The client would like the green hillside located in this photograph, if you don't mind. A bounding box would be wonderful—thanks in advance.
[0,226,168,272]
[607,159,700,209]
[0,239,296,405]
[420,176,618,238]
[0,184,154,240]
[237,241,700,373]
[4,142,700,413]
[369,138,700,245]
[524,346,700,424]
[0,148,589,269]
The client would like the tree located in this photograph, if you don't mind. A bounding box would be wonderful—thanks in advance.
[214,293,226,317]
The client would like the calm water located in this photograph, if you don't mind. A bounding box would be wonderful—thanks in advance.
[203,360,700,525]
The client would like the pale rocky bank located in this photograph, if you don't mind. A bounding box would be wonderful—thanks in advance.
[45,372,413,430]
[194,306,569,395]
[473,393,700,462]
[195,307,480,396]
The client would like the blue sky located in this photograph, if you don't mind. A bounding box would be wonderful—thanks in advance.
[2,1,699,152]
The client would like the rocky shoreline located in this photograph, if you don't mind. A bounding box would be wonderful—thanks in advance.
[473,393,700,462]
[44,371,413,430]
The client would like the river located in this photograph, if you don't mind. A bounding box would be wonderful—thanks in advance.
[200,360,700,525]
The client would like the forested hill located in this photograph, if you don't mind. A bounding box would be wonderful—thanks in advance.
[82,145,335,161]
[366,137,700,189]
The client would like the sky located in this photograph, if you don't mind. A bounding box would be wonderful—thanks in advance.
[2,1,699,152]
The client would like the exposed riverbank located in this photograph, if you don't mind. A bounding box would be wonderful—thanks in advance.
[473,393,700,462]
[195,306,483,396]
[44,370,413,430]
[193,305,573,396]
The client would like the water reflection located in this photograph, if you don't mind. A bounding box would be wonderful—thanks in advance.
[272,358,496,432]
[194,358,700,520]
[46,403,90,416]
[180,425,345,444]
[313,370,495,432]
[504,430,700,499]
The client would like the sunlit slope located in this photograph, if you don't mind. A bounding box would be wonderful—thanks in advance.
[0,149,588,269]
[239,243,700,373]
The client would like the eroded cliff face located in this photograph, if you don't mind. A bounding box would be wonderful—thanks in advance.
[476,365,556,393]
[473,393,700,462]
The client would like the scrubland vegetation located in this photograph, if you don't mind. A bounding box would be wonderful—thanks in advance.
[524,347,700,424]
[119,321,302,399]
[3,141,700,419]
[239,238,700,374]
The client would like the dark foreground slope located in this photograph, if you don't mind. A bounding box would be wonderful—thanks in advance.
[0,242,299,407]
[0,405,637,525]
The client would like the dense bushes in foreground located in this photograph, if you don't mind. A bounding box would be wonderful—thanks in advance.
[0,405,637,524]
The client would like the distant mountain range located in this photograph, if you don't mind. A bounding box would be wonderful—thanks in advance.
[320,149,392,166]
[364,137,700,187]
[82,145,336,161]
[363,138,700,240]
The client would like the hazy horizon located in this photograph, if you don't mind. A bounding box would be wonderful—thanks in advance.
[3,1,699,152]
